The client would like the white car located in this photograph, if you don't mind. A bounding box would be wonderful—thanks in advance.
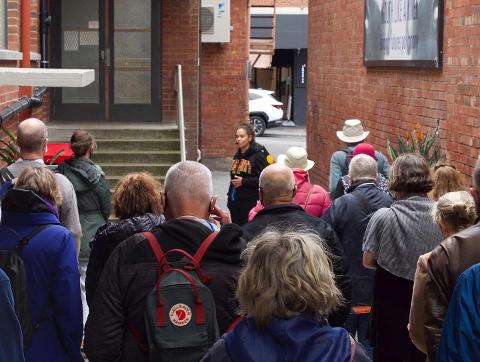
[249,89,284,136]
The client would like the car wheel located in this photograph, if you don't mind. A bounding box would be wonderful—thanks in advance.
[250,115,267,137]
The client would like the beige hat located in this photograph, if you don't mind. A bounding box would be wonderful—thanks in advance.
[336,119,370,143]
[277,146,315,171]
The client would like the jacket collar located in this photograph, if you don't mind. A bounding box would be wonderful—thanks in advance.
[257,203,304,216]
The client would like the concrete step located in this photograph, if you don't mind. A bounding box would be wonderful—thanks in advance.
[106,175,165,190]
[100,163,171,177]
[48,124,179,141]
[96,138,180,151]
[92,150,181,164]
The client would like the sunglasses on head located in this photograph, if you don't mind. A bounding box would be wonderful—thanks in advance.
[433,164,456,171]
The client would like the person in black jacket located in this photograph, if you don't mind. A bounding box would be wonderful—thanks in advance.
[85,172,165,306]
[84,161,246,362]
[322,154,393,357]
[228,124,273,226]
[242,163,351,327]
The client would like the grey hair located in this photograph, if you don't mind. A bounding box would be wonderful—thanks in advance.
[432,191,477,233]
[259,164,295,199]
[164,161,213,200]
[16,118,48,154]
[349,154,377,182]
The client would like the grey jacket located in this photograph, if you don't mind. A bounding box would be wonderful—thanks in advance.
[7,159,82,255]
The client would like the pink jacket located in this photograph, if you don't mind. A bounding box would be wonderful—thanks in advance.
[248,169,331,221]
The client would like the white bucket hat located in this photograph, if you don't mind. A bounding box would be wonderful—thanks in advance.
[277,146,315,171]
[336,119,370,143]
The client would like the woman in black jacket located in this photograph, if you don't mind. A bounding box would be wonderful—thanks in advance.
[85,172,165,306]
[227,124,272,226]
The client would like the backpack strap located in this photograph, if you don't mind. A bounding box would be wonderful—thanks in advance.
[16,224,55,251]
[0,167,14,184]
[193,231,219,265]
[350,189,374,216]
[143,231,166,264]
[303,184,314,210]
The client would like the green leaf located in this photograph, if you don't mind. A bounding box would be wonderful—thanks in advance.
[49,149,65,165]
[0,148,15,165]
[0,125,16,144]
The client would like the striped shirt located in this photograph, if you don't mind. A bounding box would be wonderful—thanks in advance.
[362,195,443,281]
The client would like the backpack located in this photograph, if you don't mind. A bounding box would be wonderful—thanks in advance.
[141,231,220,362]
[0,167,15,200]
[341,148,354,176]
[0,224,53,348]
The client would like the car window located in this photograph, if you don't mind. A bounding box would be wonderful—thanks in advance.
[249,93,262,100]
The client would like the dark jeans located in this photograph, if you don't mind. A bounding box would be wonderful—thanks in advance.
[346,312,373,359]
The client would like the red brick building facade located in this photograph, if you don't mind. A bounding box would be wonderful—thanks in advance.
[0,0,251,160]
[307,0,480,188]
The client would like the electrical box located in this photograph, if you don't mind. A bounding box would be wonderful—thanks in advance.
[201,0,230,43]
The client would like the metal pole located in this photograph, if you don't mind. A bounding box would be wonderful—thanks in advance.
[176,65,187,162]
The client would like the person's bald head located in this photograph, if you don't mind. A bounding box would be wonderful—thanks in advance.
[259,163,296,206]
[163,161,213,219]
[16,118,48,155]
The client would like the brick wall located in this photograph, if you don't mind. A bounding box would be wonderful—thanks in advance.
[162,0,200,160]
[200,0,250,158]
[0,0,42,161]
[307,0,479,188]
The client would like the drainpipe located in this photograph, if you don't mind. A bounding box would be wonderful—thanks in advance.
[39,0,50,68]
[19,0,32,119]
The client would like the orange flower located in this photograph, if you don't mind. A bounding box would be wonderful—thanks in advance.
[416,131,425,142]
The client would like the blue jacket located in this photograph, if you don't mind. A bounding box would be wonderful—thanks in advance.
[0,268,24,362]
[0,189,83,362]
[329,146,389,194]
[322,182,393,306]
[436,263,480,362]
[224,315,351,362]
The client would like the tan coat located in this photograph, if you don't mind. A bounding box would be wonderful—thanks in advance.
[408,252,432,354]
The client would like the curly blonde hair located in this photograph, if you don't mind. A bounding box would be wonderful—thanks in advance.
[15,167,62,207]
[112,172,163,219]
[237,229,342,330]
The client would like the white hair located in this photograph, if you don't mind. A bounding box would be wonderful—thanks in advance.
[164,161,213,202]
[349,154,377,182]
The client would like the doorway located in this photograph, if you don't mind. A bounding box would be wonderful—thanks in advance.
[52,0,161,121]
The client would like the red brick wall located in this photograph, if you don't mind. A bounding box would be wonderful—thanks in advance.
[252,0,308,7]
[200,0,250,158]
[307,0,479,189]
[162,0,200,160]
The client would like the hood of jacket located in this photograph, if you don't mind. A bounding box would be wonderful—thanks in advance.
[1,189,60,226]
[155,218,246,264]
[57,158,103,192]
[224,315,351,362]
[234,141,265,159]
[93,213,165,248]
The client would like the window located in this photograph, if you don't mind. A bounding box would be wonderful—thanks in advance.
[0,0,6,48]
[249,92,262,101]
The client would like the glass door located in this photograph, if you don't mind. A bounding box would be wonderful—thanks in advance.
[53,0,104,121]
[108,0,160,121]
[53,0,160,122]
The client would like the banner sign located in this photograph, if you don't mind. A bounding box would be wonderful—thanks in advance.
[364,0,443,67]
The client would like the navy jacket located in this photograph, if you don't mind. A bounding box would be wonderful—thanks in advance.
[322,182,393,306]
[437,263,480,362]
[0,189,83,362]
[0,268,24,362]
[202,315,371,362]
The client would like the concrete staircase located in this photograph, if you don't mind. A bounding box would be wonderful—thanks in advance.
[47,123,181,189]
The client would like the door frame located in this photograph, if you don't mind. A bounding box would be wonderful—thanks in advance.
[51,0,162,122]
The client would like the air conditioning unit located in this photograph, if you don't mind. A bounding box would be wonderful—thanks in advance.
[201,0,230,43]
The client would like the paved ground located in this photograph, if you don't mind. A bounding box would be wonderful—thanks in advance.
[203,126,306,210]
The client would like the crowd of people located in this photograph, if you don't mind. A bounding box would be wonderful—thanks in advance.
[0,117,479,362]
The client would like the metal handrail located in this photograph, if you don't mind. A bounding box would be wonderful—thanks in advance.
[175,65,186,162]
